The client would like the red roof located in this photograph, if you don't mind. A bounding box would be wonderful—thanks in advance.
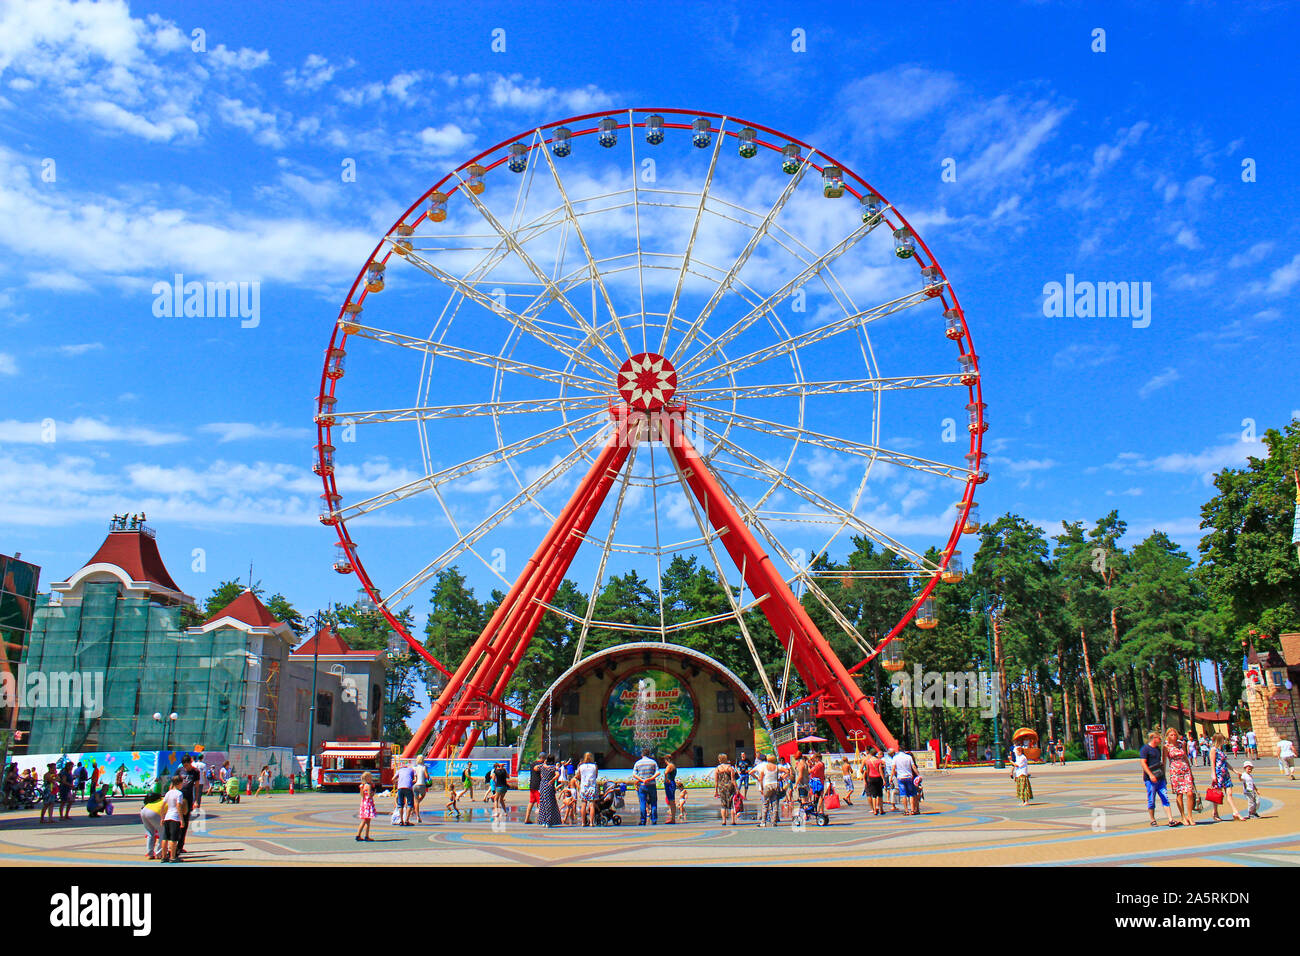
[205,590,282,628]
[292,626,379,657]
[83,530,181,592]
[1168,704,1231,722]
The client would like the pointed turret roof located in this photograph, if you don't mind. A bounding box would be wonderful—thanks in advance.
[291,626,381,658]
[83,527,182,592]
[204,589,281,628]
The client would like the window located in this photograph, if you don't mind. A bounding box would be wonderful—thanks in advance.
[716,689,735,713]
[316,692,333,726]
[561,693,580,716]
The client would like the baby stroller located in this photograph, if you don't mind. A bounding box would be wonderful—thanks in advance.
[220,776,241,804]
[792,784,829,827]
[593,782,625,826]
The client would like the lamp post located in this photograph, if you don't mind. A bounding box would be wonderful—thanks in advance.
[980,591,1004,770]
[153,711,178,751]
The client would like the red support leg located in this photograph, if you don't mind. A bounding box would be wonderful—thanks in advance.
[421,415,639,757]
[403,421,634,758]
[659,414,898,752]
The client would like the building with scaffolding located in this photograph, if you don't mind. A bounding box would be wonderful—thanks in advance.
[18,518,384,758]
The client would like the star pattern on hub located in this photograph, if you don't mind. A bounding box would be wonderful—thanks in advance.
[617,352,677,411]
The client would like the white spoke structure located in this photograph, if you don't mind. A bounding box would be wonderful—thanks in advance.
[317,108,986,719]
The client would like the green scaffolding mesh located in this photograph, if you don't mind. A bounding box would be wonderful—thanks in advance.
[22,586,252,754]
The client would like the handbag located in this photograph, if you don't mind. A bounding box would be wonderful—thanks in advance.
[1205,786,1224,805]
[825,792,841,810]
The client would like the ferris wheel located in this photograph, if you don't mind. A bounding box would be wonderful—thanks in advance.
[314,108,987,759]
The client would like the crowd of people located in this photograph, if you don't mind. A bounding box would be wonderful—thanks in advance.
[366,745,936,832]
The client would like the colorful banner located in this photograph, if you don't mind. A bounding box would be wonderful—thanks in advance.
[605,668,696,758]
[14,750,162,794]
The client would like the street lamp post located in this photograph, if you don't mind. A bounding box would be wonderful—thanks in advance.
[980,590,1004,770]
[153,711,178,752]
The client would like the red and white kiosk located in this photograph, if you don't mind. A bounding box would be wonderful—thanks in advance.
[1082,724,1111,760]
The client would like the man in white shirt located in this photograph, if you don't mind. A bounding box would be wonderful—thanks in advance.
[1245,729,1257,759]
[632,750,660,825]
[1278,738,1296,780]
[892,749,919,815]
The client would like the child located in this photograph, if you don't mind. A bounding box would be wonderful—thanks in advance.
[732,788,745,823]
[356,771,376,841]
[676,784,688,822]
[445,780,461,817]
[1236,761,1261,818]
[161,775,187,864]
[560,785,577,825]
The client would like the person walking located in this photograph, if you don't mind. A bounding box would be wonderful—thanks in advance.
[864,749,886,815]
[523,756,543,825]
[1011,745,1033,805]
[663,756,678,824]
[893,748,920,815]
[1208,733,1243,822]
[411,758,429,823]
[537,754,561,828]
[714,753,738,826]
[40,763,58,823]
[160,775,187,864]
[191,754,206,806]
[839,756,855,806]
[1140,732,1175,826]
[883,747,899,812]
[58,761,74,820]
[491,762,510,814]
[1236,761,1261,818]
[756,753,782,827]
[176,755,200,853]
[393,760,416,826]
[1245,728,1257,760]
[458,760,475,802]
[355,771,376,841]
[1165,727,1197,826]
[114,765,127,798]
[632,749,660,826]
[736,751,752,799]
[1278,737,1296,780]
[577,752,599,827]
[255,765,271,796]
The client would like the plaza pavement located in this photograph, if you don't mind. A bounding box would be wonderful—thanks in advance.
[2,759,1298,866]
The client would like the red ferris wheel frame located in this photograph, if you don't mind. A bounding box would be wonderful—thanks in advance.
[315,107,986,757]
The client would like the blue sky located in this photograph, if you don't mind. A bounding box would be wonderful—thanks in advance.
[2,0,1298,652]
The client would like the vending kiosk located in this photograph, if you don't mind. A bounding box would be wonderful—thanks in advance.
[1083,724,1110,760]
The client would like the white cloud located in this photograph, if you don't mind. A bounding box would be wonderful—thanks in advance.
[199,422,313,443]
[0,352,16,374]
[419,123,474,156]
[1138,367,1179,398]
[0,416,187,445]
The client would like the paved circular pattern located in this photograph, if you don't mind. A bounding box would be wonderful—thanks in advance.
[617,353,677,411]
[1,761,1297,867]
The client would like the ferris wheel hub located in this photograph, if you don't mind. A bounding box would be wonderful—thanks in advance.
[616,352,678,411]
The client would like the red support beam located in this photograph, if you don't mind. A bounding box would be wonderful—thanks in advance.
[402,419,634,757]
[658,413,898,752]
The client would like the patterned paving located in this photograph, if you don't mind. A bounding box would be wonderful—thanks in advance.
[2,760,1297,866]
